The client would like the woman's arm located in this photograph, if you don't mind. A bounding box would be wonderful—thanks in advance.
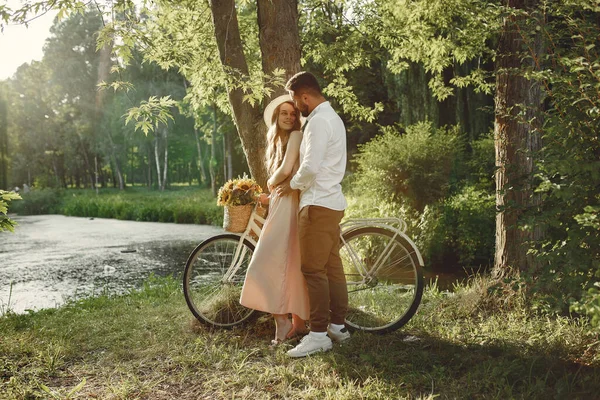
[267,130,302,190]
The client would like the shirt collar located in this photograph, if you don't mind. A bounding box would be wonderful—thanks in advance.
[305,101,330,124]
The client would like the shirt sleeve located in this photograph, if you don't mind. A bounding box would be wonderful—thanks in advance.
[290,117,329,191]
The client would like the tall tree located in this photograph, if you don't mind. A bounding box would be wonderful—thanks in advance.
[208,0,300,187]
[0,87,7,190]
[493,0,543,276]
[43,8,107,188]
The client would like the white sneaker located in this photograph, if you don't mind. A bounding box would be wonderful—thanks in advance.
[286,334,333,358]
[327,326,351,343]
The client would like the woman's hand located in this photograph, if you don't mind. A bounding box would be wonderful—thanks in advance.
[259,193,270,205]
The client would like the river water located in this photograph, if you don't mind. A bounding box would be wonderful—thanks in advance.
[0,214,469,315]
[0,215,223,314]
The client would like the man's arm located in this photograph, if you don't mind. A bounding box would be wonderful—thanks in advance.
[274,176,293,197]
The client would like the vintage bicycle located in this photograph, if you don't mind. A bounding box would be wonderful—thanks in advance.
[183,203,424,334]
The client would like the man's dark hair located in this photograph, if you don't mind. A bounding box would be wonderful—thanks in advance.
[285,71,322,95]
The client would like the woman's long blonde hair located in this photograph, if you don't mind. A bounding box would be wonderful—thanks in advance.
[265,101,301,176]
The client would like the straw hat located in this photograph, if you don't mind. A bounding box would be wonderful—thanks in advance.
[263,94,303,127]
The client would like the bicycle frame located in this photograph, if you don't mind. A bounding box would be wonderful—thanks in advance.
[222,204,265,282]
[339,218,425,284]
[222,206,424,286]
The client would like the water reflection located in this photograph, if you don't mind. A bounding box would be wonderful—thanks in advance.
[0,215,222,314]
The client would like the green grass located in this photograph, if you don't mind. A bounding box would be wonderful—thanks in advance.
[1,276,598,399]
[11,187,222,226]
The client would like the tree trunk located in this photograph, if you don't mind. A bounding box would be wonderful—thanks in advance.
[75,133,94,189]
[161,126,168,191]
[147,145,152,188]
[93,39,113,194]
[210,105,218,196]
[194,125,208,186]
[183,77,208,186]
[130,144,135,186]
[94,156,99,193]
[222,128,228,181]
[0,95,8,190]
[493,0,543,277]
[154,135,162,190]
[51,155,60,188]
[106,131,125,190]
[209,0,301,188]
[112,154,125,190]
[226,130,233,181]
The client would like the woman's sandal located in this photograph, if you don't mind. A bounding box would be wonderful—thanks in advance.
[270,320,293,348]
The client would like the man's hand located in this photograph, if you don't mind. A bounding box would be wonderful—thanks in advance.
[275,177,294,197]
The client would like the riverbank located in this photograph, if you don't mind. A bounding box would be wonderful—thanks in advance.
[10,187,222,226]
[1,276,598,399]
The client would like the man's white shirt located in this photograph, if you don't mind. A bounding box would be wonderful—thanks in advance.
[290,101,347,211]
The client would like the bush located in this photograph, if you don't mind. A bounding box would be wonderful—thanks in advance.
[468,133,495,191]
[353,121,463,211]
[418,185,495,270]
[344,184,495,273]
[10,189,63,215]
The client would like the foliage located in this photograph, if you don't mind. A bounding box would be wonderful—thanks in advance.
[353,121,463,211]
[9,189,63,215]
[345,183,495,271]
[12,187,222,226]
[0,190,21,232]
[61,187,222,225]
[124,95,177,135]
[216,175,263,207]
[377,0,502,100]
[346,125,495,272]
[467,133,496,191]
[418,186,495,270]
[509,1,600,326]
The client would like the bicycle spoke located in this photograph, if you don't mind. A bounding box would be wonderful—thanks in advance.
[183,235,256,328]
[341,228,423,333]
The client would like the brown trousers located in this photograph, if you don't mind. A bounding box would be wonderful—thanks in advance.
[298,205,347,332]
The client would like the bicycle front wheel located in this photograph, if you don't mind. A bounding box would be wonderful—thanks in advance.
[183,234,256,328]
[340,227,424,333]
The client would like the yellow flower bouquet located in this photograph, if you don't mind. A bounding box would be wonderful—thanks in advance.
[217,175,266,232]
[217,175,263,207]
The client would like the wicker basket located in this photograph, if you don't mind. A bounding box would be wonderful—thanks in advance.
[223,205,253,233]
[223,204,268,233]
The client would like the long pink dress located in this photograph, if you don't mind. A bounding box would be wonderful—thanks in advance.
[239,185,310,320]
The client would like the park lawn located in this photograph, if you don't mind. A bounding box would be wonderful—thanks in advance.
[1,276,599,400]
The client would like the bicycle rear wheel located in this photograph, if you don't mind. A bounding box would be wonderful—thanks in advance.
[183,234,256,328]
[340,227,424,333]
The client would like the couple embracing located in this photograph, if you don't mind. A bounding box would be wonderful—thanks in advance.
[239,71,349,358]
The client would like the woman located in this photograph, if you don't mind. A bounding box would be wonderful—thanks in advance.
[239,94,310,345]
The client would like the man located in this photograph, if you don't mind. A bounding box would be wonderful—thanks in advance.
[276,71,350,357]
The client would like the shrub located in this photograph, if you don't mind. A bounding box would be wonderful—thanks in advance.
[345,185,495,273]
[10,189,63,215]
[468,133,495,191]
[353,121,463,211]
[418,185,495,270]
